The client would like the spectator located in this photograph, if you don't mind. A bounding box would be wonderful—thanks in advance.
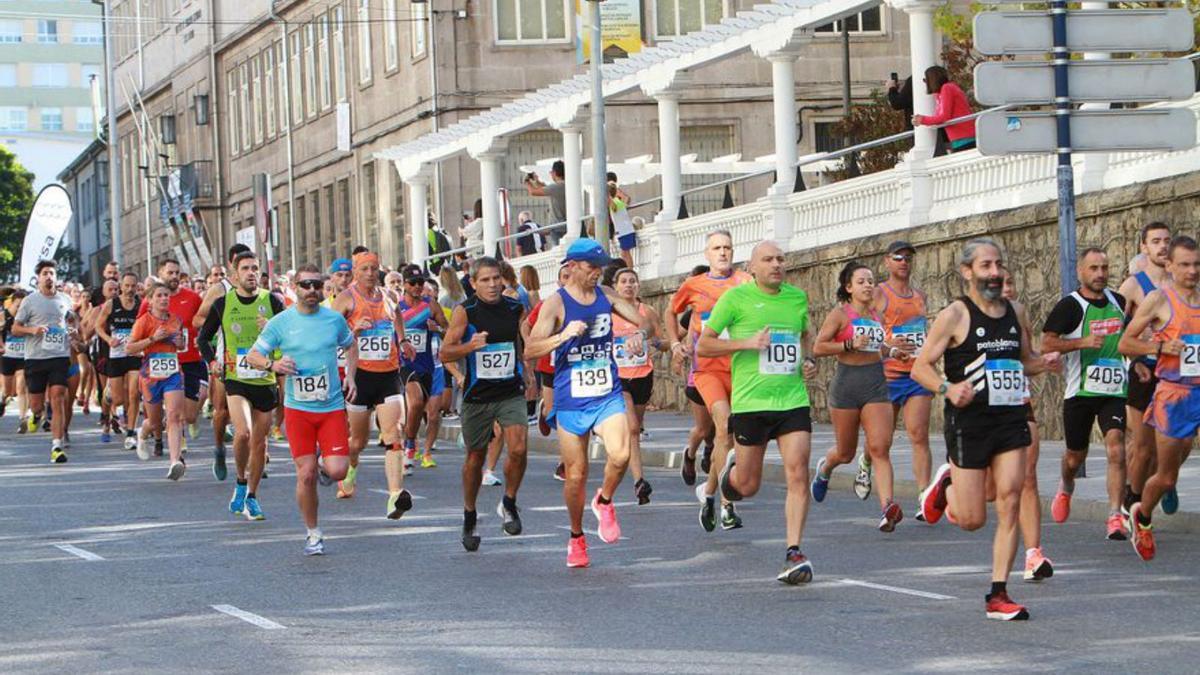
[887,74,948,157]
[351,245,369,256]
[426,214,452,275]
[524,160,566,248]
[913,65,975,153]
[631,215,646,231]
[606,171,631,204]
[519,265,541,308]
[438,265,467,311]
[608,182,637,268]
[459,258,475,299]
[462,199,484,253]
[515,210,544,256]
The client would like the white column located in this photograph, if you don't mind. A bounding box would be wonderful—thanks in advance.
[478,153,502,257]
[1077,0,1109,192]
[768,54,799,196]
[562,125,584,243]
[890,0,940,159]
[656,93,682,222]
[407,174,430,266]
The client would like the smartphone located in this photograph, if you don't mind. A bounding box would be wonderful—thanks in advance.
[890,72,898,82]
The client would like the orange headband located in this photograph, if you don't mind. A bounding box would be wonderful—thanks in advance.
[353,252,380,268]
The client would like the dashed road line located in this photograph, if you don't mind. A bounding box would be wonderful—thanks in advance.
[211,604,286,630]
[837,578,955,600]
[53,543,104,561]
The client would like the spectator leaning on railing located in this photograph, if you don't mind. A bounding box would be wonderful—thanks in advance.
[912,65,976,153]
[524,161,566,248]
[516,211,544,256]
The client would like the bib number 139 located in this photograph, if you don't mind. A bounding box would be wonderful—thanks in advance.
[570,359,612,397]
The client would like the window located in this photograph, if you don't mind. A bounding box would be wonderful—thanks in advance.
[33,64,69,88]
[227,70,240,155]
[0,107,26,131]
[81,64,102,85]
[40,107,63,131]
[333,6,346,101]
[239,62,250,152]
[251,56,263,144]
[304,22,317,118]
[655,0,721,39]
[0,20,21,44]
[357,0,372,84]
[311,189,322,251]
[339,178,352,248]
[76,106,94,132]
[495,0,569,43]
[319,15,332,109]
[296,195,307,254]
[680,124,735,216]
[275,41,288,132]
[0,64,15,87]
[73,21,103,44]
[264,49,276,139]
[815,6,884,35]
[325,184,336,259]
[411,1,426,58]
[289,31,304,126]
[384,0,398,71]
[813,120,851,152]
[37,19,57,43]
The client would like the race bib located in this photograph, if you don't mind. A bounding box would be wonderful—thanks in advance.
[760,329,801,376]
[358,321,394,361]
[475,342,516,380]
[147,352,179,380]
[336,346,347,369]
[1084,357,1126,395]
[1181,335,1200,377]
[236,348,269,380]
[699,311,730,340]
[892,317,926,355]
[292,367,330,403]
[570,358,613,397]
[613,333,648,369]
[985,359,1025,406]
[109,328,131,358]
[851,318,885,353]
[431,334,442,367]
[43,326,68,354]
[4,336,24,358]
[407,328,428,353]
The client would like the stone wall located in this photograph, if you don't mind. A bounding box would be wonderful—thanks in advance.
[638,169,1200,442]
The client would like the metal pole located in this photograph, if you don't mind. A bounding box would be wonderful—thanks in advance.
[270,4,297,271]
[1052,0,1076,296]
[588,0,608,242]
[96,0,122,265]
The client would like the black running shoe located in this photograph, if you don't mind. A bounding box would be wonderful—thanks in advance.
[721,503,743,530]
[699,496,716,532]
[635,478,653,506]
[680,448,697,486]
[462,522,481,552]
[497,500,523,536]
[212,445,227,482]
[700,444,713,474]
[153,437,164,457]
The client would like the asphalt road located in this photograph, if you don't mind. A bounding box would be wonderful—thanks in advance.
[2,411,1199,673]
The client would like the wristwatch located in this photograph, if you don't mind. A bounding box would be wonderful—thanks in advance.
[937,381,949,395]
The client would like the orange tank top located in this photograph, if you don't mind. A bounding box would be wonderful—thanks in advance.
[1154,287,1200,386]
[345,284,399,373]
[668,270,751,374]
[613,303,653,380]
[879,283,927,378]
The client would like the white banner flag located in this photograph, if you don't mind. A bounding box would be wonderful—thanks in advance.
[20,184,73,290]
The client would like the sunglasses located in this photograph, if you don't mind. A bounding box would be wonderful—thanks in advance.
[296,279,323,290]
[405,279,423,286]
[890,254,913,262]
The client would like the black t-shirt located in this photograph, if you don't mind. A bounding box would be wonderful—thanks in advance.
[1042,290,1127,336]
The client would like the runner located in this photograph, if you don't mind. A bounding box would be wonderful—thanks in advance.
[139,261,204,450]
[668,230,752,532]
[611,266,665,505]
[873,241,933,513]
[1118,234,1200,561]
[95,272,142,451]
[1116,222,1178,516]
[667,265,716,486]
[441,256,529,551]
[526,238,648,568]
[84,280,117,442]
[246,264,355,555]
[197,251,284,520]
[697,240,819,583]
[325,258,353,302]
[397,267,449,467]
[810,261,904,532]
[331,251,415,519]
[1042,248,1129,541]
[12,260,76,463]
[127,283,188,479]
[524,263,571,482]
[912,238,1060,620]
[1,287,29,431]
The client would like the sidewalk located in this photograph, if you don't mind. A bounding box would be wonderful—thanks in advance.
[439,410,1200,534]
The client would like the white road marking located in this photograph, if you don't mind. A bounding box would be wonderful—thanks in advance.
[368,489,426,499]
[211,604,286,630]
[53,544,104,561]
[837,578,955,600]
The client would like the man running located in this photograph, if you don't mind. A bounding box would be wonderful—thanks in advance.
[13,260,76,463]
[331,251,415,519]
[1119,235,1200,561]
[913,238,1060,621]
[397,268,449,464]
[668,230,752,532]
[441,256,529,551]
[1042,248,1129,541]
[526,239,647,568]
[246,264,355,555]
[198,252,284,520]
[95,272,143,451]
[697,241,818,583]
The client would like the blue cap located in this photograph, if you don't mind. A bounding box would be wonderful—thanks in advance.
[562,238,611,266]
[329,258,352,273]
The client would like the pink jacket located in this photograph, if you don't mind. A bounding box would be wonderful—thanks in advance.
[918,82,975,142]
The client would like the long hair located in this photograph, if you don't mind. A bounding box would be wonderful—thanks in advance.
[519,265,540,292]
[439,265,465,301]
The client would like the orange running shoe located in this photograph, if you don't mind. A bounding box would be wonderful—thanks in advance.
[1129,503,1156,561]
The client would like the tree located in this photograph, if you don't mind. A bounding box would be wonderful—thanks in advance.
[0,146,35,281]
[54,244,83,282]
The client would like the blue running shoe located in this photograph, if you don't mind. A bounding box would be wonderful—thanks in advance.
[229,483,247,515]
[811,458,830,503]
[244,496,265,521]
[212,445,227,482]
[1162,487,1179,515]
[100,430,111,443]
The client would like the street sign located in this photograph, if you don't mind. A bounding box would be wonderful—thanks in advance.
[975,59,1196,106]
[974,8,1194,55]
[977,109,1197,155]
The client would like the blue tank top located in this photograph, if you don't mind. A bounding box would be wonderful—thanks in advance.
[516,285,532,312]
[398,299,435,374]
[1135,271,1157,296]
[552,287,621,411]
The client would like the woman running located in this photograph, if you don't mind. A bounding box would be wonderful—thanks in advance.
[127,283,188,480]
[611,267,666,505]
[1,287,29,431]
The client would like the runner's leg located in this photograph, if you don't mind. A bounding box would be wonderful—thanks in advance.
[902,395,933,488]
[164,389,185,464]
[374,400,406,495]
[247,408,272,494]
[624,391,643,482]
[778,431,814,549]
[990,449,1025,587]
[862,402,896,509]
[501,423,528,499]
[594,411,632,501]
[559,429,590,534]
[227,395,253,482]
[1020,422,1042,551]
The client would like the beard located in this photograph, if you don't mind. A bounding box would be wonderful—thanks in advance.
[976,276,1003,301]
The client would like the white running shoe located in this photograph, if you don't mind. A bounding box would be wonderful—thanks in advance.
[481,470,502,486]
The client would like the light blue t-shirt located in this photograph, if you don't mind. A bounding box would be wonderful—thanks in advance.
[253,305,353,413]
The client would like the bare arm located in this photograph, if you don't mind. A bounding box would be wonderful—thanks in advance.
[812,307,850,357]
[602,287,649,330]
[94,301,114,344]
[1119,290,1174,358]
[525,294,576,360]
[1015,302,1056,376]
[439,306,485,362]
[697,324,762,358]
[911,302,962,394]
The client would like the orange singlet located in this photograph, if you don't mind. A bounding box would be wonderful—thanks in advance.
[344,283,399,373]
[669,270,750,406]
[878,283,927,379]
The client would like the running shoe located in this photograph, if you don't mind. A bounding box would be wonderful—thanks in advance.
[699,495,716,532]
[634,478,653,506]
[1023,547,1054,581]
[1106,513,1128,541]
[124,431,136,451]
[337,465,357,499]
[853,454,873,500]
[777,549,814,585]
[213,445,227,482]
[443,411,460,421]
[100,429,111,444]
[110,418,122,436]
[244,496,265,520]
[229,483,247,515]
[985,591,1029,621]
[719,451,739,502]
[527,413,538,426]
[720,503,743,530]
[537,407,551,437]
[680,447,697,486]
[591,490,621,543]
[482,469,502,486]
[462,520,481,552]
[700,445,713,475]
[1051,488,1072,523]
[919,463,953,524]
[28,413,39,433]
[567,535,590,568]
[167,460,186,481]
[1162,487,1179,515]
[915,509,927,523]
[878,501,903,533]
[188,422,199,440]
[153,436,164,457]
[386,490,414,520]
[41,416,50,432]
[810,458,830,503]
[303,534,325,556]
[17,420,26,434]
[317,461,334,487]
[50,447,68,464]
[420,455,437,469]
[271,426,284,442]
[1128,503,1156,561]
[403,439,417,461]
[497,500,523,536]
[135,429,150,461]
[553,463,565,482]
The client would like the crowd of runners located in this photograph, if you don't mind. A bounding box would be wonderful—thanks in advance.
[1,223,1195,622]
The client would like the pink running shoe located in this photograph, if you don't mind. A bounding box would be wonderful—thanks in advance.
[1023,547,1054,582]
[567,535,590,568]
[591,489,621,543]
[1051,490,1071,524]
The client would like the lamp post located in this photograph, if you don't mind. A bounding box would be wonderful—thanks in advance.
[92,0,122,265]
[587,0,608,243]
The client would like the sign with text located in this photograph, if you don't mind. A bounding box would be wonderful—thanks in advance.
[577,0,643,65]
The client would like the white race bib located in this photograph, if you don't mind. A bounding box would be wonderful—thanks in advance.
[336,346,347,368]
[292,367,330,403]
[851,318,885,353]
[760,329,801,376]
[570,358,613,397]
[147,352,179,380]
[613,334,648,369]
[1181,335,1200,378]
[357,321,393,361]
[407,328,428,353]
[1084,357,1126,395]
[236,348,269,380]
[43,326,68,355]
[4,336,24,358]
[475,342,516,380]
[892,317,926,355]
[985,359,1025,406]
[699,312,729,340]
[109,328,131,358]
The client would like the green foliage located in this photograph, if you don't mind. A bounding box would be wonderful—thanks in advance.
[0,146,35,281]
[54,244,83,282]
[828,89,910,180]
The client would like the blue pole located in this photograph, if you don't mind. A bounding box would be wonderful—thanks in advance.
[1051,0,1076,296]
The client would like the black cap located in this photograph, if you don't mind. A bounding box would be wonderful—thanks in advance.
[887,240,916,255]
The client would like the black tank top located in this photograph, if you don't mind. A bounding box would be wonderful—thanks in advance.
[107,296,139,358]
[1,305,12,342]
[943,296,1026,425]
[462,295,525,404]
